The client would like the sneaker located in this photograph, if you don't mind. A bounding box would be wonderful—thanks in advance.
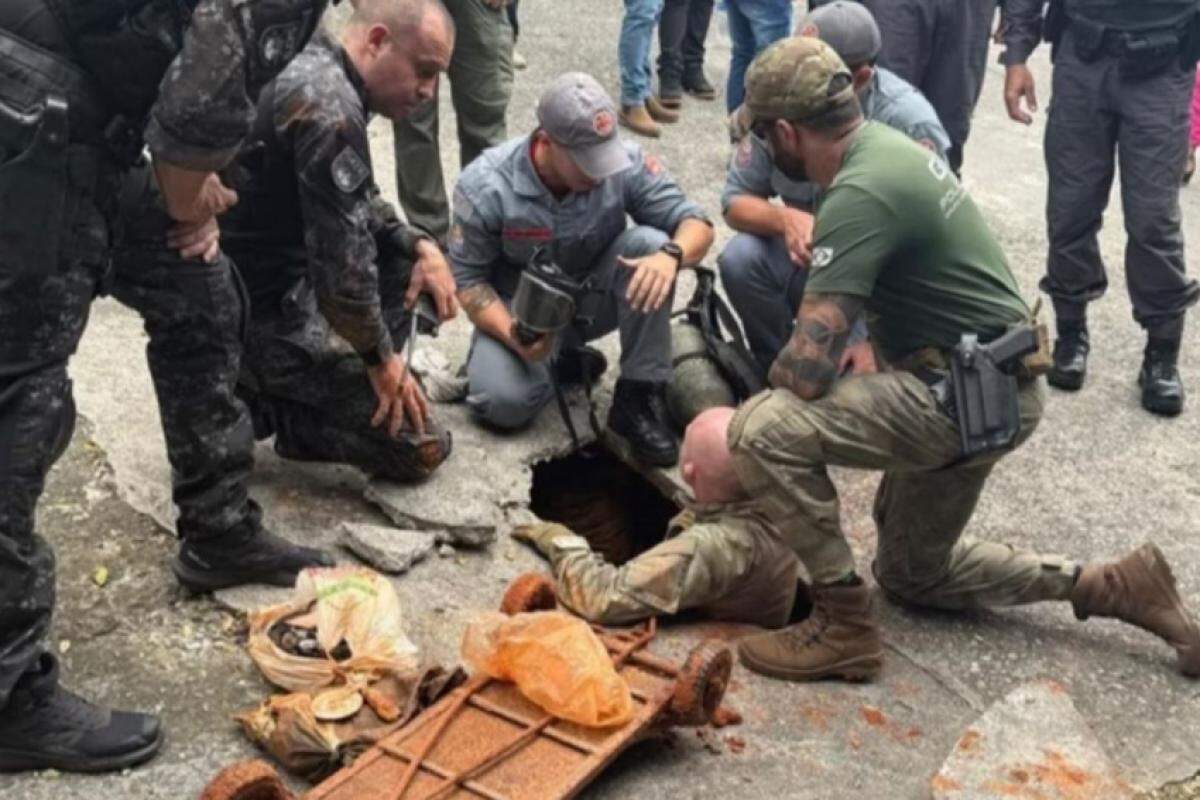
[0,655,162,773]
[173,527,334,592]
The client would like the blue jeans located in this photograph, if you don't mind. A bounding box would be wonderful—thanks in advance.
[724,0,793,111]
[619,0,666,106]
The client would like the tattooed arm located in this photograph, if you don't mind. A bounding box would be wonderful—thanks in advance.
[769,292,866,400]
[457,282,554,362]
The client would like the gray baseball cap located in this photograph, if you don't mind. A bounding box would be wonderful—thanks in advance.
[536,72,631,180]
[796,1,882,67]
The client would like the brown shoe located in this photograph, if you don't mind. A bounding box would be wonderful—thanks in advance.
[645,95,680,124]
[737,582,883,682]
[619,104,661,138]
[1072,542,1200,676]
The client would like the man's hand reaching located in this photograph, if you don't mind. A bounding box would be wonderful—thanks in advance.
[166,216,221,263]
[407,239,459,321]
[779,207,815,267]
[367,354,429,438]
[153,160,238,224]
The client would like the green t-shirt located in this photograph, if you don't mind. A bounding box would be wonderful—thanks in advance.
[805,122,1029,361]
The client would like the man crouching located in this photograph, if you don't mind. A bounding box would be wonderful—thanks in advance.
[221,0,457,480]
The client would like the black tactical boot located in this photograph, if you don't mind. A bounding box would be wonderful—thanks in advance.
[0,655,162,773]
[1138,337,1185,417]
[173,526,335,593]
[555,345,608,389]
[1048,321,1089,391]
[682,70,717,100]
[606,379,679,467]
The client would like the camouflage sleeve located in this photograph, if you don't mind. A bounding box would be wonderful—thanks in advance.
[621,142,712,235]
[549,522,756,626]
[1002,0,1046,66]
[368,189,431,261]
[145,0,326,171]
[280,78,392,361]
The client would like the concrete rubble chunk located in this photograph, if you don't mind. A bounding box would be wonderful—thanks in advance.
[339,523,437,574]
[932,680,1135,800]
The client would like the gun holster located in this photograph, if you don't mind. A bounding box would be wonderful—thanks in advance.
[948,326,1039,458]
[0,91,69,269]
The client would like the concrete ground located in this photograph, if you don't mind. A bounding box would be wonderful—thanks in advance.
[2,1,1199,798]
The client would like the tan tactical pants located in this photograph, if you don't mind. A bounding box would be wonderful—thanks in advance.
[728,372,1078,610]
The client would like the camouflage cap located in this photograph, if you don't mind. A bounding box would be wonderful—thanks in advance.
[742,36,856,126]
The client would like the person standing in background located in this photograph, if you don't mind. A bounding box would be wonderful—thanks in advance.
[393,0,515,245]
[619,0,680,137]
[724,0,794,113]
[858,0,998,174]
[657,0,719,112]
[1188,67,1199,185]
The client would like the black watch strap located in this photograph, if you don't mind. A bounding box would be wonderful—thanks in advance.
[659,241,684,267]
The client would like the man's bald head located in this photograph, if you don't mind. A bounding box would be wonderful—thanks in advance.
[343,0,454,120]
[680,407,746,505]
[349,0,454,37]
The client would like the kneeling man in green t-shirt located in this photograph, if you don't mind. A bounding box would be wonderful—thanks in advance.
[727,37,1200,684]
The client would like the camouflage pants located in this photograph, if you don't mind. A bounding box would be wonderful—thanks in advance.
[728,372,1079,609]
[235,252,451,482]
[0,156,262,706]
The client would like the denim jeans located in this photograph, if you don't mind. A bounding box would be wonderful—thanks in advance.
[724,0,792,111]
[619,0,666,106]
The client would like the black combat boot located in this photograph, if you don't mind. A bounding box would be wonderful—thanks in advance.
[1048,321,1089,391]
[1138,337,1185,417]
[682,69,717,100]
[606,379,679,467]
[657,73,683,109]
[173,525,335,593]
[0,655,162,773]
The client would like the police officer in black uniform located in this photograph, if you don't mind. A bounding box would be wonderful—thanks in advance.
[223,0,458,482]
[0,0,335,773]
[1003,0,1200,415]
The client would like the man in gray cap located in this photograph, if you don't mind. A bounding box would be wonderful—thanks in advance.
[449,72,714,466]
[1003,0,1200,416]
[720,3,951,374]
[857,0,997,174]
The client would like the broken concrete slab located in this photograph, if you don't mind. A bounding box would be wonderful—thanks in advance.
[339,523,438,574]
[932,680,1135,800]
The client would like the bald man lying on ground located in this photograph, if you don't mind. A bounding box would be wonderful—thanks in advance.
[512,407,805,627]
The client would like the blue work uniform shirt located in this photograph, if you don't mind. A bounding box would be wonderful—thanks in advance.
[449,134,711,296]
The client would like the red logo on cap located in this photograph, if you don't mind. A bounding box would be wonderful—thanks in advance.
[593,110,614,137]
[799,22,819,38]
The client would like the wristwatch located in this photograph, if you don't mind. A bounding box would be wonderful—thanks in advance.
[658,241,684,268]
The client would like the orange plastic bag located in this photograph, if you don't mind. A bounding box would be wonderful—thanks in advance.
[461,611,633,728]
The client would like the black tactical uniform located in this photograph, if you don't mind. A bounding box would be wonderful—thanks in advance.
[0,0,331,759]
[1004,0,1200,414]
[222,32,452,481]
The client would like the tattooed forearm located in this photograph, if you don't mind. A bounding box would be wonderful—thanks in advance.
[457,283,500,318]
[768,292,864,399]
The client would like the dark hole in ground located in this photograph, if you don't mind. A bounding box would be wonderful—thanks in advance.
[530,444,680,565]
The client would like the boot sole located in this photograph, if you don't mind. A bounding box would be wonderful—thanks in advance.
[737,645,883,683]
[1135,544,1200,676]
[172,557,301,593]
[684,89,717,100]
[1047,369,1084,391]
[0,729,163,774]
[658,96,683,109]
[604,428,678,468]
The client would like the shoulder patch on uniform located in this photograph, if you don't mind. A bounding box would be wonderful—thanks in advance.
[448,222,465,251]
[811,247,834,268]
[799,21,819,38]
[643,154,665,176]
[258,18,308,71]
[331,146,369,194]
[735,139,753,168]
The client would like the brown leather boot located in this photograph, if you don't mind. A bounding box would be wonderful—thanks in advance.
[737,581,883,682]
[645,95,680,124]
[619,103,661,138]
[1072,542,1200,676]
